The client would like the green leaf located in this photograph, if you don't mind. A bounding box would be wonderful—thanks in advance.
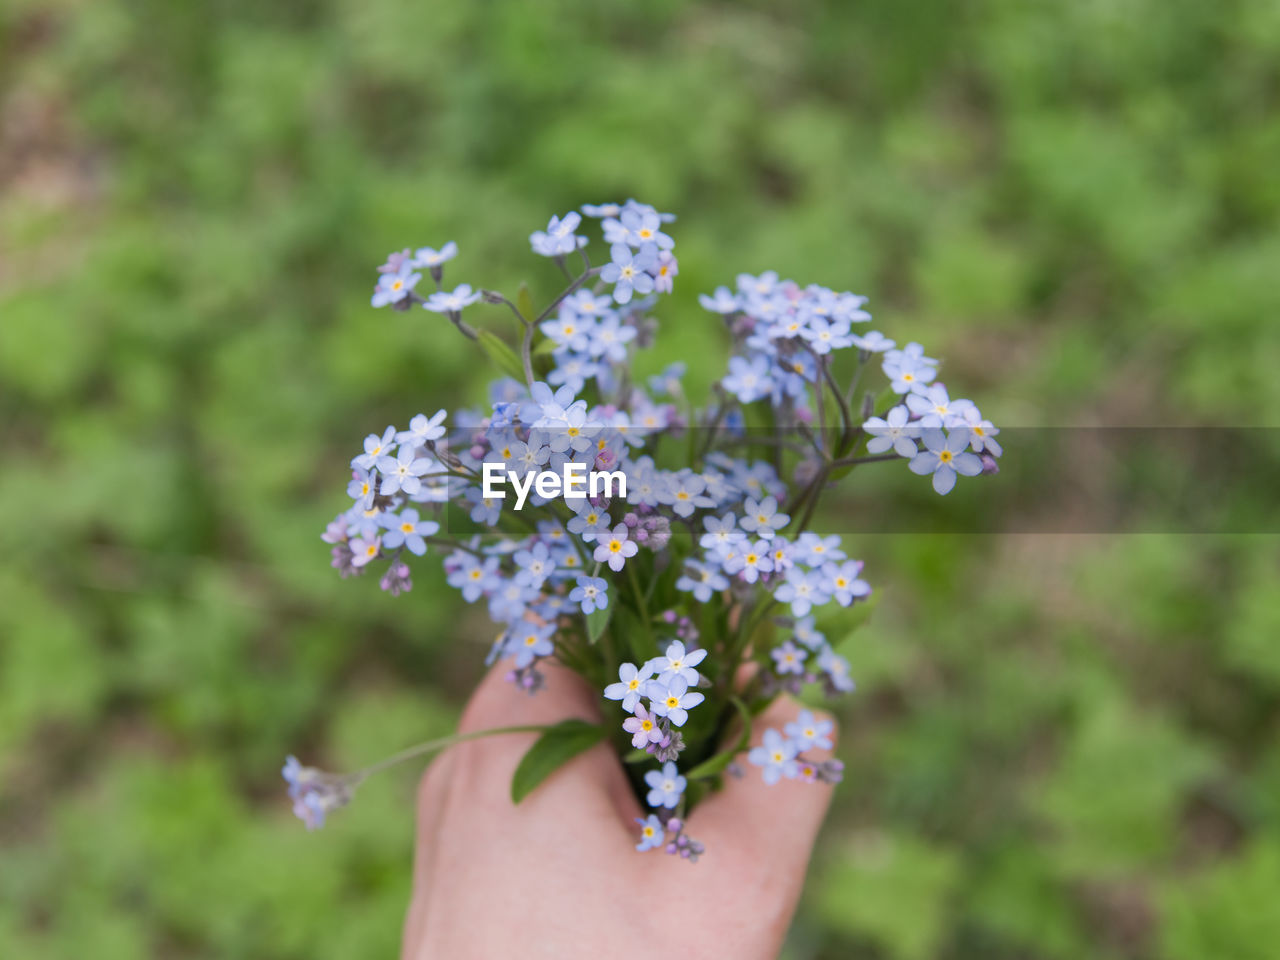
[585,603,612,644]
[818,590,880,642]
[623,747,651,764]
[511,719,607,804]
[533,337,558,357]
[517,282,536,325]
[475,329,526,382]
[686,697,752,779]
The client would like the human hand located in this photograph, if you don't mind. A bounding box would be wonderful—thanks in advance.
[401,661,836,959]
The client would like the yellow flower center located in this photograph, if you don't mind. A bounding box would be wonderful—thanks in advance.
[665,696,679,709]
[609,540,622,553]
[939,450,953,464]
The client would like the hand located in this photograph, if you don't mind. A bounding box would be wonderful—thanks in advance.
[402,661,836,959]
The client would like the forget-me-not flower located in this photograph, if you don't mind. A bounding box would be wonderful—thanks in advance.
[600,243,657,304]
[909,428,984,495]
[645,761,687,808]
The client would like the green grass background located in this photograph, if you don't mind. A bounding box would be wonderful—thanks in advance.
[2,0,1279,957]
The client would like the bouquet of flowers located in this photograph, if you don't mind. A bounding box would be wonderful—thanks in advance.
[284,201,1002,861]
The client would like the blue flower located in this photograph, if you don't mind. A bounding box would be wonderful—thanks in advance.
[513,541,554,588]
[350,535,381,568]
[771,640,806,675]
[699,514,746,559]
[793,532,846,567]
[465,486,502,525]
[530,211,586,257]
[509,622,555,668]
[739,496,789,540]
[792,615,826,650]
[569,575,610,615]
[908,428,984,495]
[646,675,705,727]
[546,352,600,394]
[585,314,636,363]
[654,250,678,293]
[600,243,657,304]
[446,553,499,602]
[785,709,834,751]
[956,405,1003,457]
[376,445,434,496]
[635,813,666,851]
[864,406,922,458]
[605,207,674,250]
[567,501,611,543]
[699,286,739,314]
[817,645,856,693]
[748,728,798,785]
[424,284,482,314]
[851,329,895,352]
[647,362,687,397]
[540,313,594,353]
[774,567,832,617]
[347,469,376,509]
[603,661,653,712]
[412,242,458,269]
[593,524,638,572]
[825,560,871,606]
[354,426,397,471]
[282,756,352,830]
[379,508,440,556]
[906,384,971,429]
[801,316,855,354]
[723,539,773,583]
[722,355,772,403]
[644,761,687,808]
[650,640,707,686]
[371,266,420,308]
[675,559,729,603]
[660,469,715,518]
[396,409,448,447]
[582,201,623,218]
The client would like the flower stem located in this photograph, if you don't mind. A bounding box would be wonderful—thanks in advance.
[351,723,552,782]
[627,561,653,647]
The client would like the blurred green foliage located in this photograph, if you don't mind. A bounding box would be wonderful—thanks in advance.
[2,0,1279,957]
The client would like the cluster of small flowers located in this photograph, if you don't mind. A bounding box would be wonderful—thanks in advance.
[635,812,705,861]
[282,756,354,830]
[320,410,450,583]
[605,641,707,762]
[302,200,1000,856]
[704,273,1003,494]
[747,711,844,785]
[863,351,1003,494]
[702,271,873,410]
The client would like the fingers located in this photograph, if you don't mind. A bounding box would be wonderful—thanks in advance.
[692,695,838,875]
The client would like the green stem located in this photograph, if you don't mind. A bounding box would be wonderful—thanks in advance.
[627,561,653,648]
[351,723,552,782]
